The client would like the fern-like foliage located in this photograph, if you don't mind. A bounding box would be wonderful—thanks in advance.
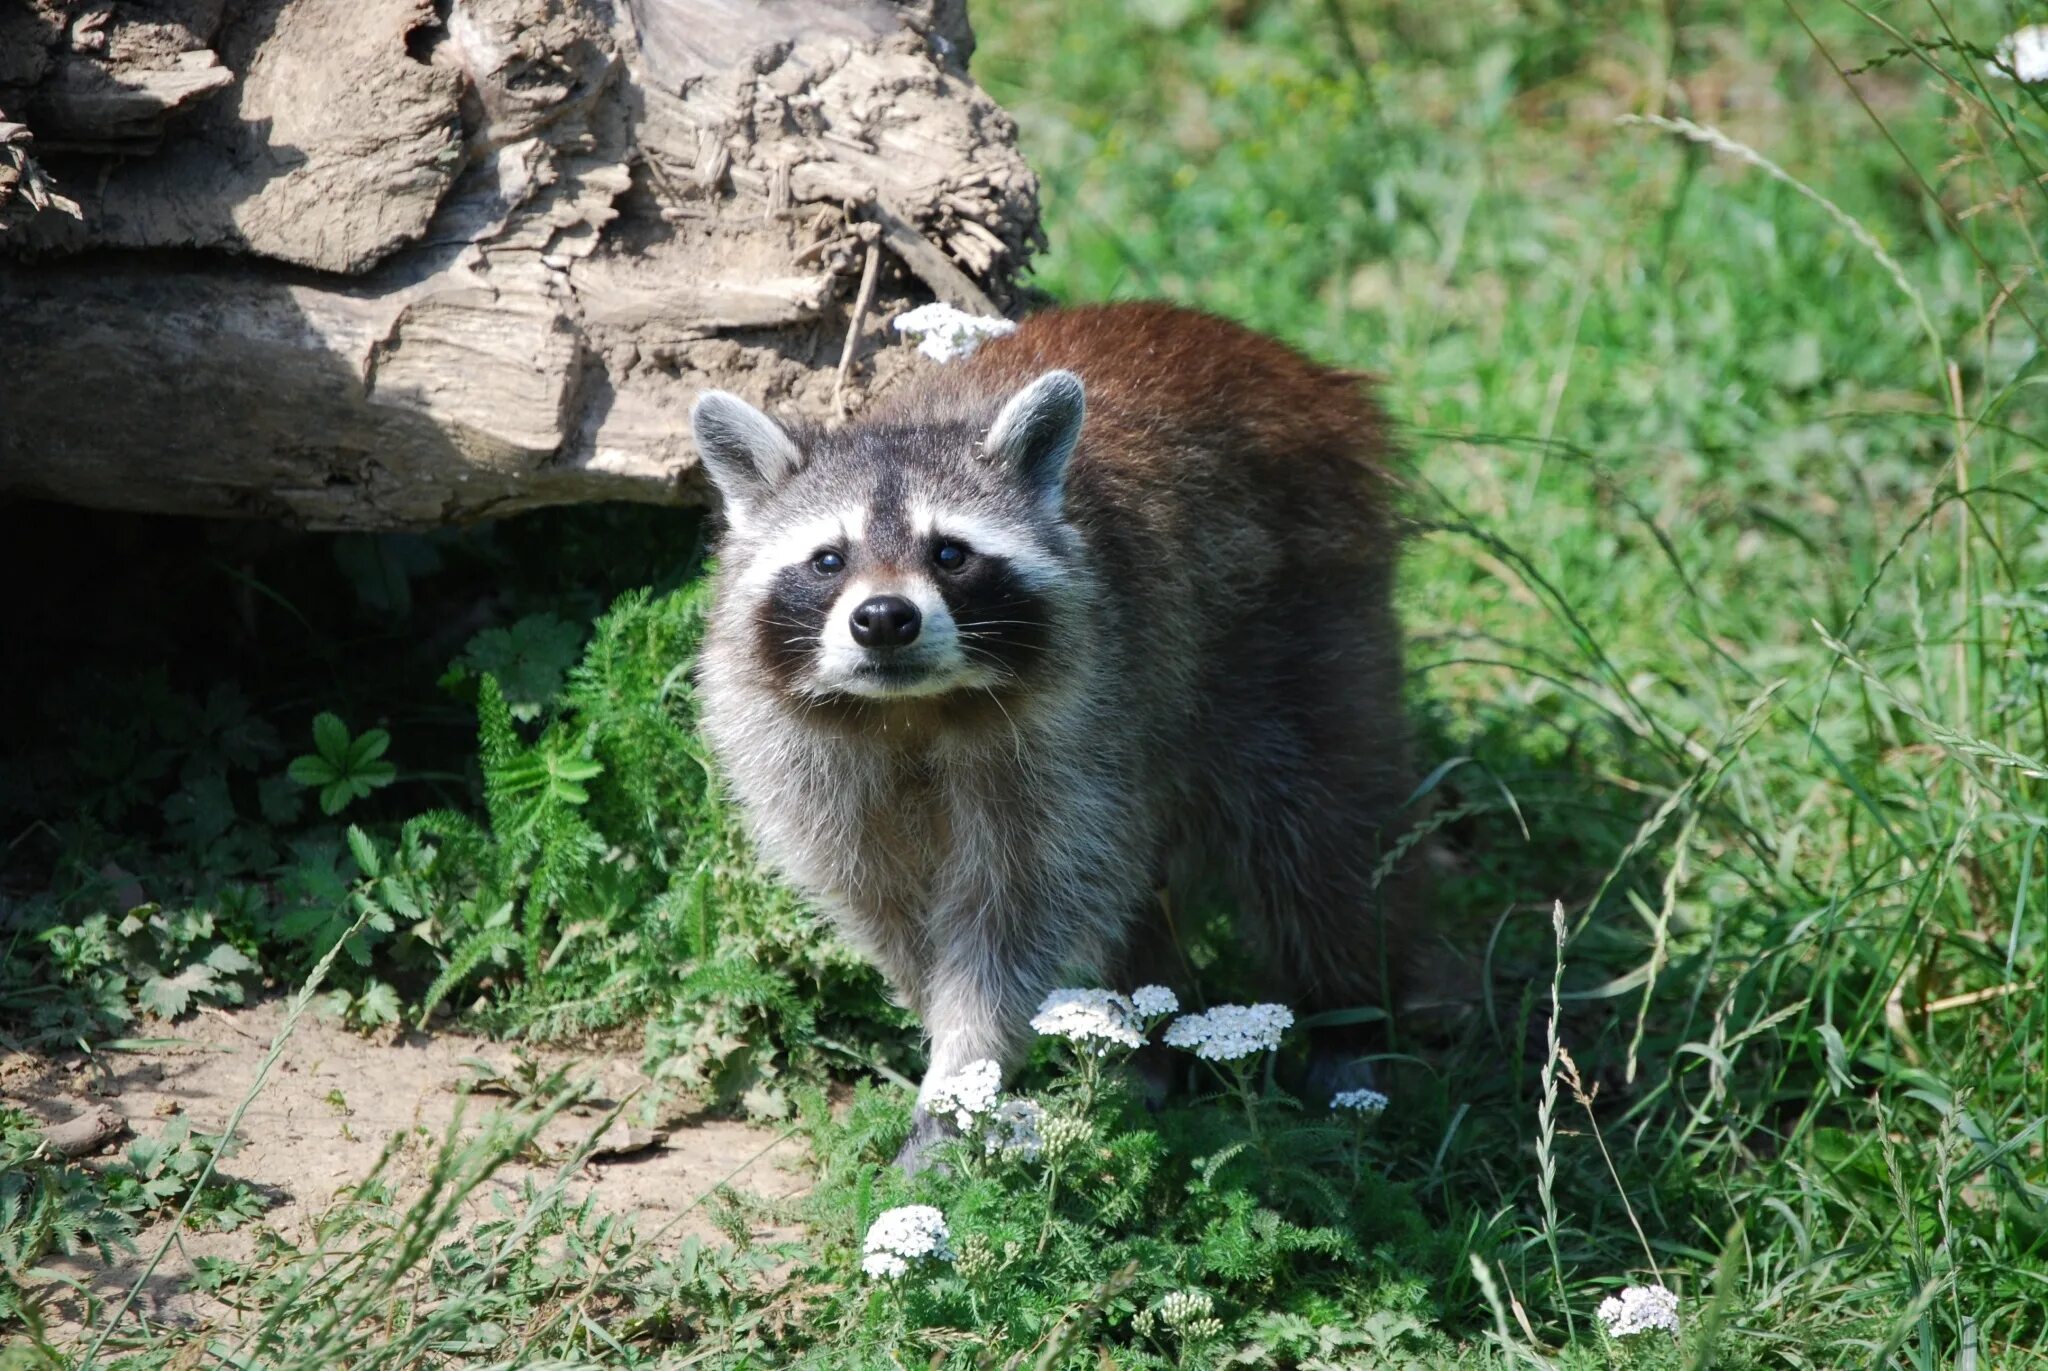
[417,918,520,1022]
[0,1108,139,1326]
[302,582,917,1107]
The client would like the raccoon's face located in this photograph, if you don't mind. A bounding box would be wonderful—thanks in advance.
[691,371,1087,704]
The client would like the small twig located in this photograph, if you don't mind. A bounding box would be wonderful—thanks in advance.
[867,198,1000,316]
[832,242,882,419]
[39,1105,127,1159]
[638,1124,803,1249]
[636,147,684,203]
[197,1003,269,1044]
[1925,981,2038,1015]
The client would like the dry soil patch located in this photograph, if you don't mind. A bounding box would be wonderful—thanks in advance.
[6,999,809,1336]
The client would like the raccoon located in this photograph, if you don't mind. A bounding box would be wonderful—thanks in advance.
[689,303,1417,1164]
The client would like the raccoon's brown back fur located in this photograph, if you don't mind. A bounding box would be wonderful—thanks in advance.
[690,302,1419,1147]
[901,303,1415,1003]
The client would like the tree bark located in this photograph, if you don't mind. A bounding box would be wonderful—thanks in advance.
[0,0,1040,529]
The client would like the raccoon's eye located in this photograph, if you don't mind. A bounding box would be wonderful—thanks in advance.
[812,549,846,575]
[932,541,970,572]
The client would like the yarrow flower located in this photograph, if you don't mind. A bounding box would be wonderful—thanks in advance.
[986,1098,1044,1159]
[1331,1087,1390,1114]
[1153,1290,1224,1345]
[1031,988,1144,1051]
[925,1058,1002,1131]
[861,1205,954,1281]
[1131,984,1180,1018]
[1156,1290,1215,1328]
[861,1251,912,1280]
[1596,1284,1680,1338]
[1991,25,2048,83]
[893,303,1018,362]
[1161,1003,1294,1061]
[1038,1109,1093,1162]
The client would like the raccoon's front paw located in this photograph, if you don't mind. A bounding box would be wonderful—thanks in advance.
[893,1107,958,1176]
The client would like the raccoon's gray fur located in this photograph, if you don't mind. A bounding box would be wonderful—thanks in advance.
[689,303,1417,1163]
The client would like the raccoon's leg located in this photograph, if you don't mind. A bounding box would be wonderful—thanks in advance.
[1107,888,1194,1110]
[899,917,1073,1171]
[1210,689,1421,1105]
[894,946,1058,1173]
[895,851,1143,1171]
[848,907,933,1018]
[1237,830,1412,1102]
[814,887,932,1024]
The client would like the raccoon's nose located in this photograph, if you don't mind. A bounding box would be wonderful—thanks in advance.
[849,594,922,648]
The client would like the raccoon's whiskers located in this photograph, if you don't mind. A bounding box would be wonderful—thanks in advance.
[961,634,1044,661]
[958,641,1022,679]
[977,684,1028,762]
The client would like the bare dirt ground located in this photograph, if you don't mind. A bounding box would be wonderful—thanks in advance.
[4,999,811,1338]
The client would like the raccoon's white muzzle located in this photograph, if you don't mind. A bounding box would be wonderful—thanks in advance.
[814,576,976,699]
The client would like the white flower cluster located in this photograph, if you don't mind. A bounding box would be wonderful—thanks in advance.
[1327,1090,1392,1114]
[861,1204,954,1281]
[1331,1088,1390,1114]
[1992,26,2048,83]
[921,1059,1043,1159]
[1156,1290,1215,1327]
[892,303,1018,363]
[1151,1290,1223,1344]
[1131,984,1180,1017]
[925,1058,1003,1131]
[985,1098,1044,1159]
[1031,988,1145,1051]
[1595,1284,1680,1338]
[1038,1109,1093,1161]
[1161,1003,1294,1061]
[1029,986,1181,1055]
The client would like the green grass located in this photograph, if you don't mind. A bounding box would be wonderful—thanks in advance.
[4,0,2047,1364]
[986,0,2048,1353]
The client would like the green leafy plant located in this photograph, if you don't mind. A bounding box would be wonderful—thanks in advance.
[319,978,404,1033]
[0,1109,137,1327]
[384,585,910,1103]
[100,1118,267,1233]
[440,612,587,722]
[287,714,397,817]
[36,906,256,1024]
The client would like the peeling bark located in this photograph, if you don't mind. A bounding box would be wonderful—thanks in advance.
[0,0,1040,529]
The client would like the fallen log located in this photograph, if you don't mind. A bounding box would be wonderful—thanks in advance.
[0,0,1040,529]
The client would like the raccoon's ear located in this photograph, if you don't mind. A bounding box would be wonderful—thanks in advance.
[690,390,803,526]
[984,370,1085,507]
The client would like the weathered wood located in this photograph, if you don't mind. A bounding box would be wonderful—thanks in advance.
[0,0,1039,529]
[33,51,235,149]
[39,1104,127,1159]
